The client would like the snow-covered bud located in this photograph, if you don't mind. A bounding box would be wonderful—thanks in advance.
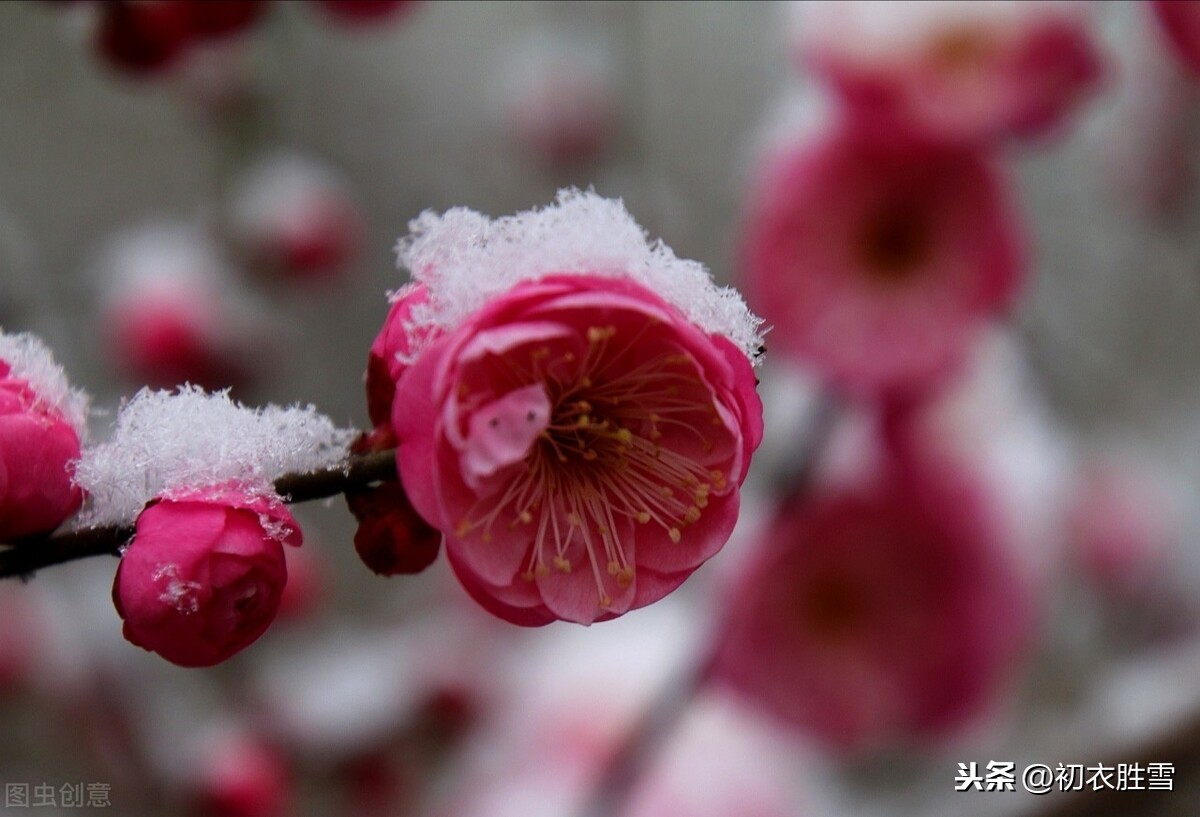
[365,283,435,430]
[113,485,301,668]
[0,333,87,541]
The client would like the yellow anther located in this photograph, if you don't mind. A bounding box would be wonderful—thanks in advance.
[684,506,701,524]
[521,570,535,582]
[607,560,620,575]
[582,449,598,461]
[668,527,682,543]
[519,510,533,524]
[455,519,471,537]
[616,568,634,589]
[636,511,651,524]
[567,512,583,526]
[694,493,709,509]
[535,564,550,578]
[616,428,633,444]
[553,556,572,573]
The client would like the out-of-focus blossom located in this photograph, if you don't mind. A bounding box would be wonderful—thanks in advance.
[275,543,325,622]
[313,1,419,26]
[231,154,364,283]
[94,0,265,77]
[791,0,1104,143]
[0,333,87,541]
[1153,0,1200,76]
[96,223,259,390]
[1067,458,1177,598]
[387,191,763,626]
[713,443,1032,752]
[394,275,762,625]
[190,734,290,817]
[96,0,193,75]
[112,484,301,668]
[741,121,1024,396]
[499,29,620,165]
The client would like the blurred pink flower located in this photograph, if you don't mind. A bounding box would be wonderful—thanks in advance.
[314,1,419,26]
[393,274,762,625]
[500,29,620,166]
[232,155,363,284]
[1153,0,1200,75]
[741,122,1024,396]
[794,0,1103,143]
[0,365,83,540]
[113,485,301,667]
[94,0,265,77]
[190,734,290,817]
[1067,459,1176,598]
[713,449,1031,752]
[98,222,260,390]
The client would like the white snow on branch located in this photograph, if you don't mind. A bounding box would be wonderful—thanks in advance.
[394,188,765,364]
[74,386,357,527]
[0,330,89,435]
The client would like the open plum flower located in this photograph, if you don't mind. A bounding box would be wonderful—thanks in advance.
[113,484,301,668]
[741,121,1024,396]
[792,0,1103,144]
[712,447,1032,752]
[383,191,764,626]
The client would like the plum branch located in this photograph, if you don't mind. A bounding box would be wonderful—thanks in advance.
[0,447,398,579]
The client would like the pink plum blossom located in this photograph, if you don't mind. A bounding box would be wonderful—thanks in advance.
[112,484,301,668]
[0,348,85,541]
[792,0,1104,143]
[712,445,1031,751]
[392,274,762,625]
[1154,0,1200,76]
[741,121,1024,396]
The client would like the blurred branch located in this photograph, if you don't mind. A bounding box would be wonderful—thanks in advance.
[0,448,398,579]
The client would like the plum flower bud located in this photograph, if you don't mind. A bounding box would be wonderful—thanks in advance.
[113,485,301,668]
[231,155,364,283]
[792,0,1103,143]
[0,333,87,541]
[712,453,1031,751]
[1154,0,1200,76]
[388,191,764,625]
[96,0,193,76]
[365,283,435,430]
[741,120,1024,396]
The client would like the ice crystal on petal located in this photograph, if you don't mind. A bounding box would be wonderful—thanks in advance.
[393,189,764,364]
[74,386,356,527]
[0,330,89,435]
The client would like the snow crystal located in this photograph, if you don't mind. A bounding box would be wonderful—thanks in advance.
[73,386,357,528]
[393,188,765,364]
[0,330,89,435]
[153,564,202,614]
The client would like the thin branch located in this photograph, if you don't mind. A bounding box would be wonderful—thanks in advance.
[0,448,398,580]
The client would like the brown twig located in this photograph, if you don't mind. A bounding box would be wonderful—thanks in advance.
[0,448,398,580]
